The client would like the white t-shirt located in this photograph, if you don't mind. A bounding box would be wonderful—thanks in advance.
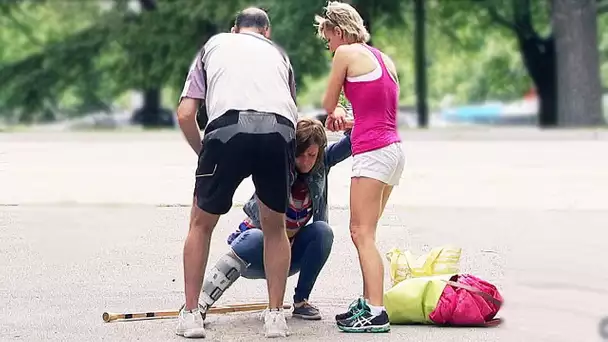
[180,32,298,128]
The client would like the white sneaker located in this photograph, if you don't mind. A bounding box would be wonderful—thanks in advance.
[176,305,206,338]
[263,309,289,338]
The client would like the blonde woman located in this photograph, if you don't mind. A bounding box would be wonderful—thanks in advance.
[314,1,405,333]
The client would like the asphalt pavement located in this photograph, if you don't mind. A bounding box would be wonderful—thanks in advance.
[1,128,607,342]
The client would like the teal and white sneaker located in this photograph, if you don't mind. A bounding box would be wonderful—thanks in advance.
[334,297,365,321]
[336,300,390,333]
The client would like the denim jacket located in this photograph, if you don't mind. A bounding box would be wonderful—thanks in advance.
[242,130,352,227]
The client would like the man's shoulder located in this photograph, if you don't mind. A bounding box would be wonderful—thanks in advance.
[273,43,291,64]
[204,32,232,48]
[238,33,291,64]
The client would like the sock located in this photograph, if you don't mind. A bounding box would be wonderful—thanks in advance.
[367,304,385,316]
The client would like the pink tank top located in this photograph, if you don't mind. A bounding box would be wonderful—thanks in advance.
[343,44,401,155]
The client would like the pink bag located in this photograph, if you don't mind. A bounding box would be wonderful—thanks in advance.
[429,274,503,326]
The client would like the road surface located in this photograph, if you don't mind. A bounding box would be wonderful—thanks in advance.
[1,128,607,341]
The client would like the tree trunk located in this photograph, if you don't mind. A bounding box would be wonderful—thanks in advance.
[135,88,174,127]
[133,0,173,128]
[414,0,428,128]
[141,88,159,127]
[517,34,558,127]
[536,75,557,127]
[552,0,604,126]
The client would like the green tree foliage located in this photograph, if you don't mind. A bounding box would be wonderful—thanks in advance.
[0,1,108,122]
[426,0,533,105]
[0,0,337,124]
[1,0,607,126]
[0,0,256,123]
[431,0,605,126]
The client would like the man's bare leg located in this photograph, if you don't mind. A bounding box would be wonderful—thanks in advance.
[184,197,220,310]
[258,199,290,309]
[176,197,220,338]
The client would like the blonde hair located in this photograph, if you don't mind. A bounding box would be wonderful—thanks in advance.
[314,1,370,43]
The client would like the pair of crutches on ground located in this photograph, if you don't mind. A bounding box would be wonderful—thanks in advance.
[103,245,280,323]
[103,302,291,323]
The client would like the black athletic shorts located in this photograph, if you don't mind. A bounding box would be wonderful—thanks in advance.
[194,110,296,215]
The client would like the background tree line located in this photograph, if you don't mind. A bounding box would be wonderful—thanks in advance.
[1,0,607,127]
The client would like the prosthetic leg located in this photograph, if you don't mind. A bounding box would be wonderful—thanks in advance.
[200,249,248,318]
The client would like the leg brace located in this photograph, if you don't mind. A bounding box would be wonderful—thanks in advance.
[200,250,248,311]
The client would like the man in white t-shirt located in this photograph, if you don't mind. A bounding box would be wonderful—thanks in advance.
[175,7,297,339]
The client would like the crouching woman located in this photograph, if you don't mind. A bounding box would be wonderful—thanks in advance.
[199,115,353,320]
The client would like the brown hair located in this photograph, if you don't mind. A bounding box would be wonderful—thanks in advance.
[296,118,327,172]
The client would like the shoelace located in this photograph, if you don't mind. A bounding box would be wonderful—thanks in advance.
[261,308,283,322]
[297,300,318,310]
[347,298,361,311]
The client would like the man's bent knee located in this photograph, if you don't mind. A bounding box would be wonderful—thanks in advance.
[257,198,287,234]
[190,198,220,234]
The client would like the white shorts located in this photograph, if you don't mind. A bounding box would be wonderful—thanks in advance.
[352,142,405,186]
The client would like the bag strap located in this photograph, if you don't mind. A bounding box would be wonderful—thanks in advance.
[444,280,503,308]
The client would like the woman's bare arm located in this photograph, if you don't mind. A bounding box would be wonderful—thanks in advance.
[322,45,351,131]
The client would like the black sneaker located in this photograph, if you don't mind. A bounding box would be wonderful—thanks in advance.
[336,302,390,333]
[335,297,364,321]
[292,301,321,320]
